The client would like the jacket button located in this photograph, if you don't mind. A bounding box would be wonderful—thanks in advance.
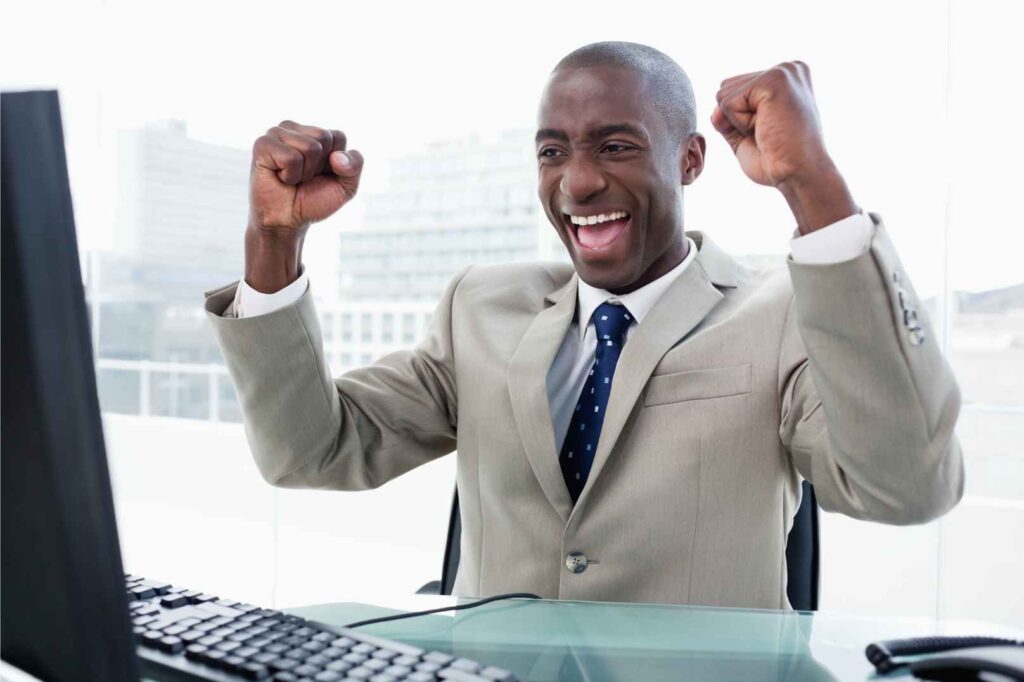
[565,551,588,574]
[909,328,926,346]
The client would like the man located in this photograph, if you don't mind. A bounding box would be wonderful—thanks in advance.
[206,42,963,609]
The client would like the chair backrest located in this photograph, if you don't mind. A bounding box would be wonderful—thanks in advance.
[438,480,820,611]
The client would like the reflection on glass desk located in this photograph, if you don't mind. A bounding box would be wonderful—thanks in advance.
[289,596,1022,682]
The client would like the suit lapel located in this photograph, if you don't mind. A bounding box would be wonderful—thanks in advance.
[507,274,578,522]
[571,235,734,518]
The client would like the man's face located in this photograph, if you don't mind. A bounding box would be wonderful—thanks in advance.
[536,66,704,293]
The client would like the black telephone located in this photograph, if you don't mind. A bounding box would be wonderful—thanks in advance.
[866,636,1024,680]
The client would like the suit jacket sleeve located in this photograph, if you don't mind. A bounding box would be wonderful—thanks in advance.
[203,266,470,490]
[778,213,965,524]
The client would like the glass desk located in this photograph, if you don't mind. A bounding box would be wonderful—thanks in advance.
[288,596,1021,682]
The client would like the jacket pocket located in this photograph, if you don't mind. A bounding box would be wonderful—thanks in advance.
[643,363,752,407]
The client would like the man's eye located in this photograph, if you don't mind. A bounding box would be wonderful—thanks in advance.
[603,144,633,154]
[538,148,562,158]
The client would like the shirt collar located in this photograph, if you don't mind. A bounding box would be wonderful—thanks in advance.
[575,236,698,340]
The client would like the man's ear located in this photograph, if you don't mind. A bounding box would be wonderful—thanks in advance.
[681,133,706,186]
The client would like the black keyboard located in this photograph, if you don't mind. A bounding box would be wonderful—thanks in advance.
[126,575,517,682]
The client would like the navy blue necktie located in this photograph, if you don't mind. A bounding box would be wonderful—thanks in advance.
[559,301,634,503]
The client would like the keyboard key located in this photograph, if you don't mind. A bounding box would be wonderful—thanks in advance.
[221,655,247,672]
[301,641,326,653]
[269,658,299,672]
[235,646,261,659]
[203,650,228,666]
[157,636,184,654]
[241,613,264,623]
[312,632,335,643]
[216,640,242,653]
[180,630,206,643]
[138,580,172,595]
[140,631,163,648]
[130,586,156,600]
[351,643,375,655]
[272,673,298,682]
[253,652,280,665]
[395,655,420,667]
[195,622,220,633]
[185,644,208,660]
[182,590,202,602]
[305,654,330,667]
[292,664,321,676]
[167,585,189,594]
[480,667,518,681]
[162,625,189,636]
[415,662,442,674]
[325,660,353,673]
[369,674,397,682]
[132,626,147,641]
[249,637,272,649]
[132,615,157,627]
[407,674,437,682]
[229,631,256,643]
[134,604,160,616]
[343,653,368,665]
[161,594,189,608]
[216,599,240,608]
[384,665,411,677]
[313,672,342,682]
[266,643,291,654]
[450,658,482,673]
[240,663,271,680]
[362,659,388,672]
[198,635,223,647]
[372,649,398,661]
[345,668,373,680]
[330,637,355,650]
[424,652,454,665]
[194,593,218,603]
[236,603,259,613]
[284,648,308,661]
[438,669,490,682]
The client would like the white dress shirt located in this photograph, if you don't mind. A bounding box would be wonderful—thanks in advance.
[236,212,874,451]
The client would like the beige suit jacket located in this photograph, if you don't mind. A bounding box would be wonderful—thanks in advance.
[205,214,964,609]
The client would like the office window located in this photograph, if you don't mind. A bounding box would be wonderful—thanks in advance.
[360,313,373,343]
[15,0,1019,622]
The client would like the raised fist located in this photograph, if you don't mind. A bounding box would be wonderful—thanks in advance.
[248,121,364,232]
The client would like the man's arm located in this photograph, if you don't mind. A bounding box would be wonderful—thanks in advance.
[713,62,963,522]
[779,214,963,523]
[205,267,464,490]
[206,120,459,489]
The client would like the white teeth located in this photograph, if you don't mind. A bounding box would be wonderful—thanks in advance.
[569,210,628,226]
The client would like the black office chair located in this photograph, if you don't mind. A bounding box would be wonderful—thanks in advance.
[418,480,821,611]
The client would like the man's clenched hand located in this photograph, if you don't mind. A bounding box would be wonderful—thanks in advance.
[245,121,364,293]
[711,62,858,235]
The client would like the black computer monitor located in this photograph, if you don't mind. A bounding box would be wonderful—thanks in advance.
[1,90,139,682]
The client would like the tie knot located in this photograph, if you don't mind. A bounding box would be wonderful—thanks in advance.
[592,301,633,346]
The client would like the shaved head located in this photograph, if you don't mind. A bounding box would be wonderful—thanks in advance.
[553,41,697,146]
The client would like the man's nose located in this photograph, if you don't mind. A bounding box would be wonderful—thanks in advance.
[559,158,607,202]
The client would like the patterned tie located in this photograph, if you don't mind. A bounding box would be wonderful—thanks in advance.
[559,301,634,503]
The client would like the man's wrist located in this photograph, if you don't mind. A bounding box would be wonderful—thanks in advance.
[778,161,859,236]
[244,224,306,294]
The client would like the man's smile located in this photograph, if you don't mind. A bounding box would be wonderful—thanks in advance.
[563,211,632,255]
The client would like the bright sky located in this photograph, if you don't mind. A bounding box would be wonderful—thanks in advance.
[3,0,1022,295]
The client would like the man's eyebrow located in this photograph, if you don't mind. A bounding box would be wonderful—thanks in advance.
[591,123,647,141]
[534,124,648,144]
[535,128,569,143]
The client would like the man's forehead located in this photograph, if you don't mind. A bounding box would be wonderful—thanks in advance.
[537,66,656,138]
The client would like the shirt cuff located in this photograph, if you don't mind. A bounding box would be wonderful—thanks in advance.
[236,270,309,318]
[789,211,874,264]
